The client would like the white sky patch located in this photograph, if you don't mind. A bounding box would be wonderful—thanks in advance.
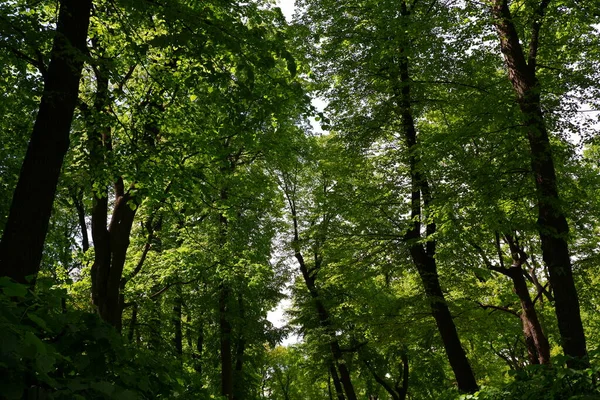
[276,0,295,21]
[267,297,300,346]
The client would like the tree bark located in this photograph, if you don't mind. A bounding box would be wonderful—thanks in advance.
[329,362,347,400]
[508,266,550,364]
[173,286,183,357]
[503,234,551,365]
[219,284,234,400]
[128,302,138,343]
[284,180,357,400]
[292,234,358,400]
[233,295,246,400]
[394,3,478,391]
[490,0,588,368]
[0,0,92,285]
[91,178,137,331]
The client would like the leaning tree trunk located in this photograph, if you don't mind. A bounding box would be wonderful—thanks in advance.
[290,209,358,400]
[490,0,588,368]
[0,0,92,285]
[393,2,478,392]
[329,362,346,400]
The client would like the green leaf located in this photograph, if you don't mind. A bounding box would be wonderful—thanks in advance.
[91,381,115,396]
[23,331,46,356]
[0,278,28,297]
[27,312,49,331]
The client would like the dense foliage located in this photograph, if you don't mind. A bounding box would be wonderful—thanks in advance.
[1,0,599,399]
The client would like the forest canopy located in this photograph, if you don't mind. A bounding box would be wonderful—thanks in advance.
[0,0,599,399]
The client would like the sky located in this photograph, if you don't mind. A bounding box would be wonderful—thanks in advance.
[276,0,295,21]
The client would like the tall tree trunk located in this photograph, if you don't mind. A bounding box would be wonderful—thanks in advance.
[91,177,137,331]
[284,174,356,399]
[173,286,183,358]
[290,210,358,400]
[218,189,234,399]
[128,302,138,343]
[490,0,588,367]
[329,362,346,400]
[219,284,233,399]
[233,295,246,400]
[394,2,478,392]
[0,0,92,285]
[195,321,204,374]
[502,234,551,365]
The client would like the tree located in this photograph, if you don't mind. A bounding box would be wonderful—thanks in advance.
[0,0,92,285]
[486,0,594,367]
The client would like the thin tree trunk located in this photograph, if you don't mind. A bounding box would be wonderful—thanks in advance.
[233,295,246,400]
[490,0,588,368]
[329,362,346,400]
[218,185,234,399]
[292,233,357,400]
[128,303,138,343]
[91,177,137,331]
[399,351,409,400]
[71,189,90,252]
[173,286,183,357]
[504,234,551,364]
[195,321,204,374]
[394,2,478,392]
[219,284,233,399]
[284,176,356,399]
[0,0,92,285]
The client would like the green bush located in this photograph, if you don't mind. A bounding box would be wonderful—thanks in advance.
[0,278,204,400]
[460,357,600,400]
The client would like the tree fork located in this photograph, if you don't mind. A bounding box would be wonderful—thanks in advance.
[491,0,588,367]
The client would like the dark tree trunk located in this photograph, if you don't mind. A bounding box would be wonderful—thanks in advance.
[85,57,138,331]
[329,362,346,400]
[71,189,89,253]
[173,286,183,357]
[503,234,551,364]
[233,295,246,400]
[291,235,357,400]
[219,284,233,399]
[509,268,550,364]
[195,321,204,374]
[394,3,478,392]
[399,351,409,400]
[128,302,138,343]
[286,186,358,400]
[91,178,137,331]
[0,0,92,285]
[491,0,588,368]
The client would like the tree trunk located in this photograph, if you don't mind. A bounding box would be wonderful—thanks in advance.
[508,267,551,364]
[394,3,478,391]
[0,0,92,285]
[329,362,346,400]
[173,286,183,357]
[491,0,588,368]
[91,178,137,331]
[286,186,358,400]
[219,284,233,399]
[128,302,138,343]
[293,247,357,400]
[193,320,204,374]
[71,189,90,252]
[233,295,246,400]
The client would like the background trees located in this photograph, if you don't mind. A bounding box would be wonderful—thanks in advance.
[0,0,599,399]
